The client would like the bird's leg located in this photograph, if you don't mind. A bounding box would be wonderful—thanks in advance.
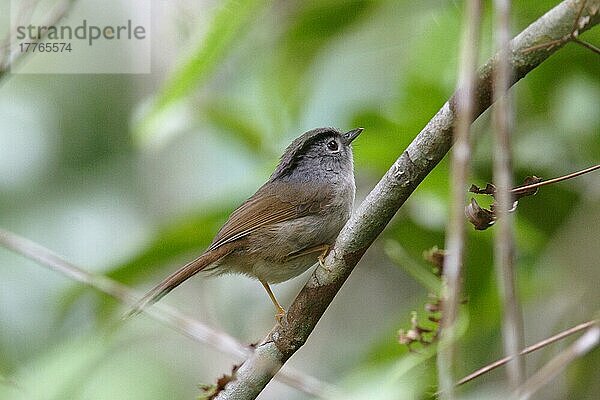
[260,279,286,323]
[286,244,331,267]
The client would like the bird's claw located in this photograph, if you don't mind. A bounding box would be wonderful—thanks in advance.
[275,308,288,327]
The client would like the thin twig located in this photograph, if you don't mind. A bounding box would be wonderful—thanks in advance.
[520,39,564,54]
[511,164,600,195]
[521,0,597,55]
[437,1,482,399]
[572,38,600,54]
[456,319,598,387]
[516,325,599,400]
[492,0,525,391]
[0,228,341,400]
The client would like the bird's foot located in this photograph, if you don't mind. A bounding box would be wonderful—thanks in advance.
[275,306,288,327]
[318,245,332,270]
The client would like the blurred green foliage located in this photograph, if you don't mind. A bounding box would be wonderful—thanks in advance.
[1,0,599,399]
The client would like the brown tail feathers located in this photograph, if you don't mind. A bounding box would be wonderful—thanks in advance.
[124,247,227,318]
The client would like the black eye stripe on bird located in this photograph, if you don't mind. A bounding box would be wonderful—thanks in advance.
[271,128,362,180]
[126,127,363,323]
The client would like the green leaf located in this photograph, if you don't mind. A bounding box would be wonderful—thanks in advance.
[135,0,268,144]
[202,100,272,155]
[106,208,231,284]
[269,0,377,120]
[350,110,410,172]
[384,240,441,294]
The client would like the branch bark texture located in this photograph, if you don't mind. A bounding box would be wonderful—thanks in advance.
[216,1,600,398]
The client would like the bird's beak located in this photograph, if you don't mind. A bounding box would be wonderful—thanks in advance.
[343,128,363,145]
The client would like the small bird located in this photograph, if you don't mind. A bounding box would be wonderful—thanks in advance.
[128,127,362,320]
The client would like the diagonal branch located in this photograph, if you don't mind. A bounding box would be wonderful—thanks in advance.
[516,324,599,400]
[213,1,600,399]
[456,319,598,387]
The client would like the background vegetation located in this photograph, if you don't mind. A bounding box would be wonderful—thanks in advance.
[0,0,598,399]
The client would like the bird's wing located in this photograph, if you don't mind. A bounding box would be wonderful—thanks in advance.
[124,181,332,318]
[208,181,331,252]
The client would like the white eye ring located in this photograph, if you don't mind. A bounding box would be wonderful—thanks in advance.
[326,140,339,152]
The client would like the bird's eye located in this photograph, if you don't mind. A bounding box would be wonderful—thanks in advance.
[327,140,339,152]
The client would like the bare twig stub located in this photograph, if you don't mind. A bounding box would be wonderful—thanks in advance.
[522,0,600,54]
[213,1,600,399]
